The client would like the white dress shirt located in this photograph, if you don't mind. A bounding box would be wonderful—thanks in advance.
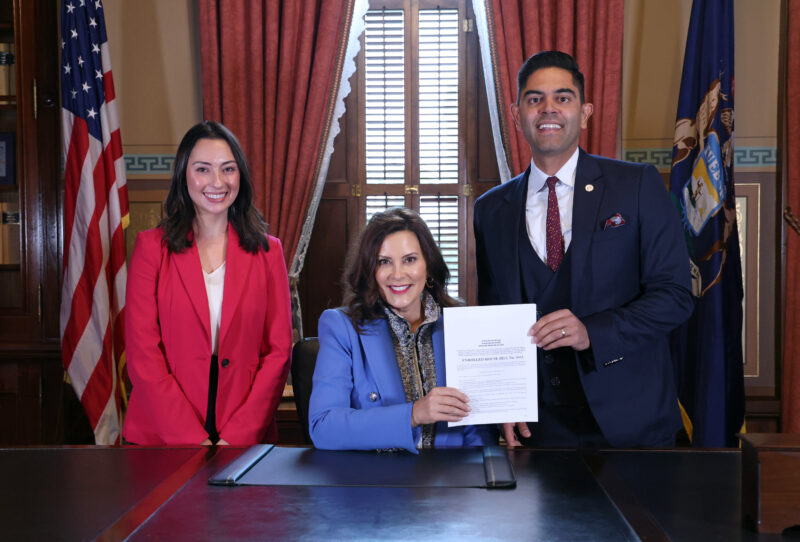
[525,147,580,266]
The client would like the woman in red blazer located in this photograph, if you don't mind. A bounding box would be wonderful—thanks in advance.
[122,122,292,445]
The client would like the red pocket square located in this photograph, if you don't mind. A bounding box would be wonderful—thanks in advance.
[603,213,626,230]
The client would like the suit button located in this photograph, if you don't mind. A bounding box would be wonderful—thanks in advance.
[550,377,560,387]
[368,392,378,402]
[544,353,554,364]
[221,358,230,368]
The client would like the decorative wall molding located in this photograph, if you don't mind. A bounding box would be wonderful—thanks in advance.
[623,146,777,171]
[124,154,174,175]
[623,148,673,170]
[124,147,777,176]
[732,147,778,168]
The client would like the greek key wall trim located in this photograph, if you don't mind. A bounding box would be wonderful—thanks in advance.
[125,148,776,176]
[623,146,777,171]
[124,154,174,176]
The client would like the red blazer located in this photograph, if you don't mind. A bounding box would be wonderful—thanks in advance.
[122,226,292,445]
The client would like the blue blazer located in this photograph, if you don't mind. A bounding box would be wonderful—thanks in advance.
[309,308,498,453]
[473,150,695,447]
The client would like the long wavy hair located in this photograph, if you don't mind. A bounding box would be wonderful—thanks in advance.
[342,207,459,331]
[159,121,269,253]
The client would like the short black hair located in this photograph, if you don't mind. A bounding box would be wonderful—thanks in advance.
[516,50,586,104]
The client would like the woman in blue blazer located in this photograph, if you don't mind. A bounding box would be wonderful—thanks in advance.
[309,208,497,453]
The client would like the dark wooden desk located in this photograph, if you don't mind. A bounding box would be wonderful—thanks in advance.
[0,446,211,541]
[3,446,800,541]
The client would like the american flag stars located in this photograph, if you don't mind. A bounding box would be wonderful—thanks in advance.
[62,0,108,140]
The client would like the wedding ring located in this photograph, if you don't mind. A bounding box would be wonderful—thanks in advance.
[561,328,566,338]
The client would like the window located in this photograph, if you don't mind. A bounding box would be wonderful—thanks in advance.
[362,1,465,297]
[298,0,499,334]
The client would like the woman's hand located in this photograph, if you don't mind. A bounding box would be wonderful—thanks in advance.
[411,387,471,427]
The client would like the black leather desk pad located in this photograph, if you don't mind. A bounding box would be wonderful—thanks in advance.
[135,448,639,541]
[212,445,491,487]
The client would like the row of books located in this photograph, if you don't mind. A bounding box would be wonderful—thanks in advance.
[0,201,20,265]
[0,43,15,96]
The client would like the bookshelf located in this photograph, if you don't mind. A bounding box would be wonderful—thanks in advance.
[0,7,16,270]
[0,0,65,445]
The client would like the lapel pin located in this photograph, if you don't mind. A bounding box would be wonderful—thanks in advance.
[585,184,594,192]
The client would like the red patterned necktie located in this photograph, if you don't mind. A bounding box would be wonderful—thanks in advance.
[545,176,564,272]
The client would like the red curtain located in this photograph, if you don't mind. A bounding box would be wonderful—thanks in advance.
[198,0,352,266]
[485,0,624,175]
[783,0,800,433]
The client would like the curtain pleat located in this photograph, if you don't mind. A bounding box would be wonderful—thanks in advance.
[782,0,800,433]
[198,0,352,269]
[482,0,623,176]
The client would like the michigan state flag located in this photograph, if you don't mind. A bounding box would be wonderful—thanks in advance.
[669,0,744,447]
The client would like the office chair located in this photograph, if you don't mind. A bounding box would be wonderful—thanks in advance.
[290,337,319,444]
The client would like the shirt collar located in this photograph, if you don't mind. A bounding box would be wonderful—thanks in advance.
[528,147,580,193]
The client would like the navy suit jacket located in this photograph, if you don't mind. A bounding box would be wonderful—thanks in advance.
[309,308,498,453]
[473,149,694,447]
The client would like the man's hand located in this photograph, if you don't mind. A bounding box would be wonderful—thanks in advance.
[502,422,531,447]
[411,387,471,427]
[530,309,590,351]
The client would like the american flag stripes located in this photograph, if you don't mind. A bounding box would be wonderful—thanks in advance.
[60,0,129,445]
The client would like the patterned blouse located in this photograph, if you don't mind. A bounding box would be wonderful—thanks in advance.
[382,291,441,449]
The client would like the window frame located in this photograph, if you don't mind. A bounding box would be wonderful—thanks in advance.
[358,0,469,297]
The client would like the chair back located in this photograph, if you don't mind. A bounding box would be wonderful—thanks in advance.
[290,337,319,443]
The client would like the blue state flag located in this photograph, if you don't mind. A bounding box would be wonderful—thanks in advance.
[669,0,745,447]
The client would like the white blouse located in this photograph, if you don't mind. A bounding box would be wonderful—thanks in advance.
[203,262,226,355]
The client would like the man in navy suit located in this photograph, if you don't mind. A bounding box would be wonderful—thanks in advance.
[473,51,694,448]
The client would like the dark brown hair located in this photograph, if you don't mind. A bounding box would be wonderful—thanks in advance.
[160,121,269,253]
[342,207,459,331]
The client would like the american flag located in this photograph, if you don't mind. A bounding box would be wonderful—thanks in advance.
[60,0,128,445]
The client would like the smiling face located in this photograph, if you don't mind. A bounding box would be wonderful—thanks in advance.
[511,66,593,174]
[374,230,428,324]
[186,138,240,219]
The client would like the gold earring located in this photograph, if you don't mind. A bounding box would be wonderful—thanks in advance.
[426,277,434,288]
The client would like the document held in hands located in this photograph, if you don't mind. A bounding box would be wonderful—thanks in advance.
[443,304,538,427]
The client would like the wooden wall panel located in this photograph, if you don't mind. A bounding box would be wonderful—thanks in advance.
[299,198,351,338]
[0,355,89,445]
